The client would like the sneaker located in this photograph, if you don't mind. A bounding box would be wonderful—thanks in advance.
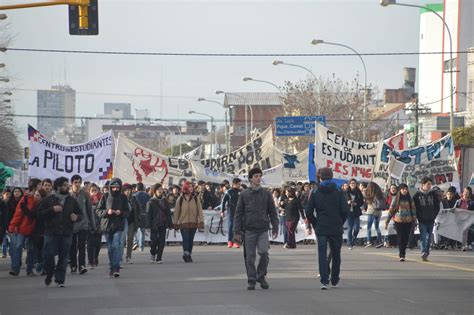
[317,274,320,278]
[1,254,6,258]
[283,243,289,249]
[188,255,193,263]
[150,255,156,263]
[331,283,339,288]
[132,243,139,251]
[247,281,256,290]
[348,246,353,250]
[364,243,373,248]
[27,272,36,277]
[258,277,269,289]
[421,252,429,261]
[113,272,120,278]
[70,267,77,274]
[57,283,65,288]
[320,284,328,290]
[79,266,88,275]
[233,242,240,249]
[227,241,233,248]
[108,271,114,278]
[182,254,188,263]
[45,277,52,286]
[139,248,144,252]
[9,270,19,276]
[156,260,163,264]
[399,257,405,262]
[126,257,132,264]
[375,243,384,249]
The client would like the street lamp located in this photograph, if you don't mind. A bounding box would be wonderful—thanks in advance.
[243,77,282,93]
[216,90,252,145]
[154,120,183,156]
[0,78,9,83]
[0,63,5,68]
[198,97,230,154]
[3,91,12,96]
[189,110,216,159]
[311,39,368,140]
[380,0,455,133]
[0,14,7,20]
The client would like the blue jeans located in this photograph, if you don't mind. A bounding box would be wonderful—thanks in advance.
[43,234,73,284]
[105,231,123,272]
[2,233,10,256]
[180,228,197,255]
[134,228,145,250]
[279,216,288,244]
[346,214,360,247]
[227,212,234,242]
[10,233,36,274]
[366,214,382,244]
[419,222,434,256]
[119,220,128,261]
[317,234,342,286]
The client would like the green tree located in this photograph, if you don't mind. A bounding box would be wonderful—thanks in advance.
[452,125,474,145]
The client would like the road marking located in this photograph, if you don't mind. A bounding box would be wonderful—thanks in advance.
[368,253,474,272]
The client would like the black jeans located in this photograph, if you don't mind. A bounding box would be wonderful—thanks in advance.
[316,234,342,286]
[395,222,412,258]
[43,234,73,284]
[70,230,87,269]
[87,232,102,266]
[150,227,167,260]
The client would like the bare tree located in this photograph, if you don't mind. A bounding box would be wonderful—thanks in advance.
[281,74,375,151]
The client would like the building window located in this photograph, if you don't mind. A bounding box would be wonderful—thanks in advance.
[444,58,456,72]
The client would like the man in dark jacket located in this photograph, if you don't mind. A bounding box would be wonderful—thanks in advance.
[234,168,279,291]
[123,183,141,264]
[221,177,241,248]
[38,177,82,287]
[305,168,348,290]
[413,177,440,261]
[97,178,130,278]
[133,182,150,252]
[146,183,172,264]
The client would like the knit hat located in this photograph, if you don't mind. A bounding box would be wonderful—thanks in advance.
[122,183,133,191]
[109,178,122,188]
[248,167,263,179]
[319,167,333,180]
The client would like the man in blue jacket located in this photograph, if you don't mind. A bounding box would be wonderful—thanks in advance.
[305,167,348,290]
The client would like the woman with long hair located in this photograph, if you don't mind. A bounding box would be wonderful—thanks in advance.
[343,179,364,249]
[385,184,417,261]
[364,182,384,248]
[284,187,305,249]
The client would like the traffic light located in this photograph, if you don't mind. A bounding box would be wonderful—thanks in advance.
[69,0,98,35]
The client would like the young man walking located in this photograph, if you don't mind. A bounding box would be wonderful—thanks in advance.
[413,177,440,261]
[220,178,241,248]
[234,168,279,290]
[305,168,348,290]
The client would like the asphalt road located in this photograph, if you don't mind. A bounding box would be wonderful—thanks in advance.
[0,243,473,315]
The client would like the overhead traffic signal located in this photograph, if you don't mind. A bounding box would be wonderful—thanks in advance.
[69,0,99,35]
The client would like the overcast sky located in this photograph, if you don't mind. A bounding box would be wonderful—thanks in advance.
[2,0,439,143]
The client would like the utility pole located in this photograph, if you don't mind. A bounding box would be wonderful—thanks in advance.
[407,97,430,146]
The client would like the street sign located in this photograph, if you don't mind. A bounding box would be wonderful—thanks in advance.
[275,116,326,136]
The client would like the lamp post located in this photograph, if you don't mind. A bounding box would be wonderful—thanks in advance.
[311,39,368,140]
[198,97,230,154]
[0,78,9,83]
[189,110,216,159]
[216,90,251,145]
[272,60,319,114]
[380,0,455,133]
[154,120,183,156]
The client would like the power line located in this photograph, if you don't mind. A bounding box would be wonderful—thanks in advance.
[7,48,474,57]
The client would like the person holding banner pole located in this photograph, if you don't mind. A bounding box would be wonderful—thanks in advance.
[413,177,440,262]
[385,184,417,262]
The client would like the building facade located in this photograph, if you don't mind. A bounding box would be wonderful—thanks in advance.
[37,85,76,137]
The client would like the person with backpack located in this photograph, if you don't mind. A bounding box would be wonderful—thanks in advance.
[173,181,204,263]
[146,183,173,264]
[364,182,385,248]
[38,177,82,287]
[385,183,417,262]
[220,178,241,249]
[96,178,130,278]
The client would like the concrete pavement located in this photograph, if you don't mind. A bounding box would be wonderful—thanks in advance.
[0,244,473,315]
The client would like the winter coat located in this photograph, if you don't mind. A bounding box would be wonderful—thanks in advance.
[285,198,305,222]
[127,195,142,229]
[70,189,92,233]
[387,195,416,224]
[146,197,173,231]
[305,181,349,236]
[221,188,240,216]
[8,195,37,236]
[134,191,150,228]
[173,194,204,230]
[234,186,279,234]
[96,192,130,234]
[38,193,83,236]
[343,188,364,217]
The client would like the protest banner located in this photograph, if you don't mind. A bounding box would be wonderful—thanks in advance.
[28,125,113,182]
[114,135,193,187]
[435,209,474,243]
[201,126,276,174]
[372,134,460,190]
[179,145,202,161]
[314,124,378,182]
[275,148,309,183]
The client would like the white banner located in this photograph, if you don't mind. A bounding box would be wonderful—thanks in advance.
[179,145,202,161]
[114,135,193,187]
[276,148,309,183]
[28,125,113,182]
[436,209,474,242]
[5,168,29,188]
[372,135,460,191]
[201,126,276,175]
[314,124,378,182]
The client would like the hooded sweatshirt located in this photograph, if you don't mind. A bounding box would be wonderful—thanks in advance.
[413,189,440,224]
[38,191,83,236]
[305,180,349,236]
[96,178,130,233]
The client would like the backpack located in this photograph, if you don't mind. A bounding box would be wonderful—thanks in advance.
[178,194,199,210]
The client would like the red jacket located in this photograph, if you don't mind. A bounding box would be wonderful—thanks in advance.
[8,195,37,236]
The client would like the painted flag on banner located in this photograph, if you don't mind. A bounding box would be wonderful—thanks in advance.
[275,148,309,183]
[372,134,460,190]
[28,125,113,182]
